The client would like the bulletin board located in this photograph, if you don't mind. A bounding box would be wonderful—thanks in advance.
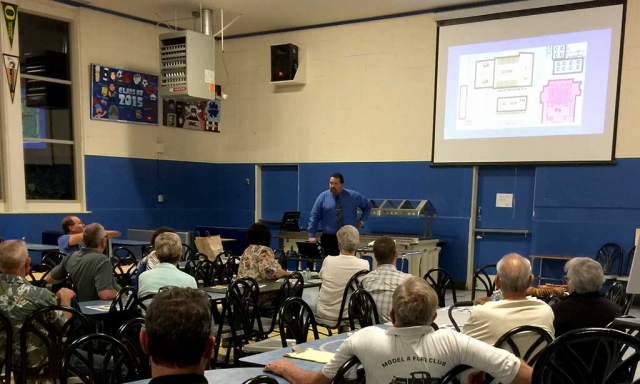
[90,63,158,125]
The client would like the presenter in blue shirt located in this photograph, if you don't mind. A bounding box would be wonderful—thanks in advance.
[58,215,121,255]
[308,173,372,256]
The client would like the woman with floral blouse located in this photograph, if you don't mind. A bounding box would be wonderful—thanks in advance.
[238,222,288,281]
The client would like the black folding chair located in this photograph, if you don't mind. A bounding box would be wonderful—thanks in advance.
[261,272,304,337]
[532,328,640,384]
[183,258,201,278]
[116,318,149,379]
[195,259,219,286]
[605,282,633,315]
[348,288,380,331]
[471,264,496,300]
[137,293,155,313]
[110,247,136,266]
[440,364,472,384]
[448,301,473,332]
[27,263,52,288]
[278,297,320,347]
[182,244,196,262]
[106,286,140,336]
[243,376,279,384]
[596,243,624,280]
[423,268,457,307]
[214,251,238,284]
[0,312,12,384]
[494,325,553,364]
[112,258,137,288]
[330,356,364,384]
[317,270,369,336]
[41,251,65,267]
[18,306,90,384]
[61,333,139,383]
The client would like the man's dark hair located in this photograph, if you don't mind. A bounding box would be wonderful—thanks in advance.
[61,216,75,234]
[145,288,212,368]
[150,226,176,246]
[373,236,396,265]
[247,222,271,247]
[330,173,344,184]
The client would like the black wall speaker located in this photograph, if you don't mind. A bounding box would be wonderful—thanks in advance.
[271,43,298,82]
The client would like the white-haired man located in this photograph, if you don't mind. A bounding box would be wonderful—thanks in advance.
[47,223,120,301]
[462,253,555,344]
[553,257,620,337]
[265,277,533,384]
[316,225,369,322]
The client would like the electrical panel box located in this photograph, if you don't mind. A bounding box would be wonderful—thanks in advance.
[159,30,215,100]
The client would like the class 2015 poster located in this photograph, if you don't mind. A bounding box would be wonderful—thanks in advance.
[90,64,158,125]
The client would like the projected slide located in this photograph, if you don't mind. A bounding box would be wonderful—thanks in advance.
[444,29,612,140]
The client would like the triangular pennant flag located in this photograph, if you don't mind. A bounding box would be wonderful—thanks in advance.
[1,3,17,48]
[3,54,18,103]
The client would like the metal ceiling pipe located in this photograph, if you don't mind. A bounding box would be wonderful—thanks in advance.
[201,8,214,36]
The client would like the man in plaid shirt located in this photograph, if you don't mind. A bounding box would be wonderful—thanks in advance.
[361,236,410,323]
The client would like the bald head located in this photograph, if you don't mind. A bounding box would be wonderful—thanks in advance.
[83,223,107,249]
[496,253,533,295]
[0,240,29,273]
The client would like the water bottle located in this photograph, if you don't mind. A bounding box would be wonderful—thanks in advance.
[301,270,308,281]
[490,290,503,301]
[305,268,311,281]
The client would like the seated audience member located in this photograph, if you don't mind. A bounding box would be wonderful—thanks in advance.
[141,288,214,383]
[361,236,409,323]
[0,240,76,368]
[463,253,554,344]
[58,215,120,254]
[553,257,621,337]
[316,225,370,322]
[47,223,120,301]
[238,222,288,280]
[266,277,533,384]
[138,233,197,297]
[139,227,176,272]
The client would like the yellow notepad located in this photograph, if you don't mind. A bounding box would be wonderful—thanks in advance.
[284,349,335,364]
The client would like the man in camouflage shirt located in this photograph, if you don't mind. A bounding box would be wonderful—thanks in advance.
[0,240,76,368]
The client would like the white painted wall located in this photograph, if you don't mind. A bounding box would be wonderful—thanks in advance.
[29,0,640,164]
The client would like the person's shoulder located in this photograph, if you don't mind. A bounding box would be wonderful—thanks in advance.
[58,234,70,245]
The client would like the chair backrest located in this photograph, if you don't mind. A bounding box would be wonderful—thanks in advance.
[596,243,624,276]
[494,325,554,364]
[112,258,138,287]
[624,246,636,277]
[348,288,380,331]
[440,364,472,384]
[61,333,139,384]
[213,251,238,284]
[333,270,369,328]
[605,282,633,315]
[227,277,264,340]
[195,259,219,286]
[116,317,149,379]
[278,297,319,347]
[41,251,66,267]
[108,287,140,335]
[242,375,280,384]
[471,264,496,300]
[423,268,457,307]
[448,301,473,332]
[137,293,156,312]
[608,317,640,356]
[265,272,304,335]
[532,328,640,384]
[182,244,196,262]
[0,312,12,384]
[111,247,136,265]
[27,263,52,288]
[20,305,90,382]
[330,356,364,384]
[183,258,200,278]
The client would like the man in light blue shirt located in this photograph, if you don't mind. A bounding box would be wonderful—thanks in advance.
[308,173,372,256]
[138,232,197,298]
[57,215,120,255]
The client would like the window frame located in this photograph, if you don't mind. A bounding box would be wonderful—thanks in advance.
[0,0,86,213]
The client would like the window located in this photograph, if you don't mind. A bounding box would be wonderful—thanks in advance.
[19,13,76,200]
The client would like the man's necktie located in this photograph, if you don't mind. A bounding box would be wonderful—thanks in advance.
[335,194,344,229]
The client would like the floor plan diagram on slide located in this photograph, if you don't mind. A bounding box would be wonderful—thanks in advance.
[456,42,586,131]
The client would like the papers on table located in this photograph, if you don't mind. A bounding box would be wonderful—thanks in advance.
[86,305,111,312]
[307,278,322,284]
[285,348,335,364]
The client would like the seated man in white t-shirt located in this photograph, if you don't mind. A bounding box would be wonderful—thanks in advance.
[265,277,532,384]
[463,253,555,345]
[316,225,370,322]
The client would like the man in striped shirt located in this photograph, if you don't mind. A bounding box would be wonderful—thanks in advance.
[361,236,409,323]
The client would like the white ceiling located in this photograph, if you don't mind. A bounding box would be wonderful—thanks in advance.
[82,0,494,36]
